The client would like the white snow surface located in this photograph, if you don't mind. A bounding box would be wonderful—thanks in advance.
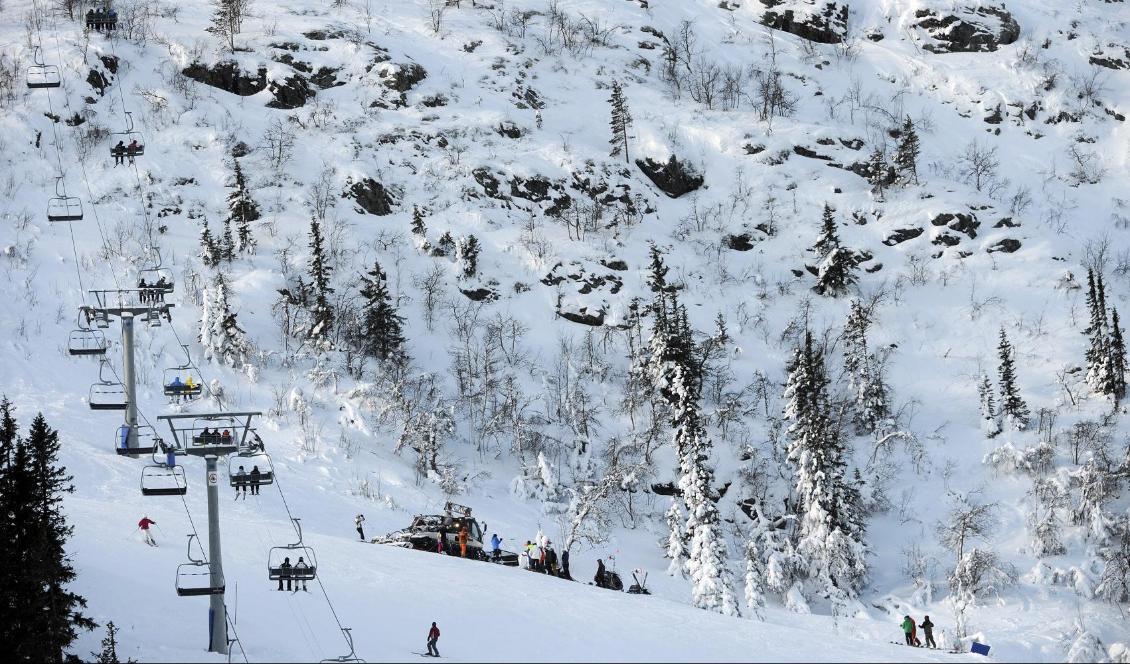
[2,0,1130,660]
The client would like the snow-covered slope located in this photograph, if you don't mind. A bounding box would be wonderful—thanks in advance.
[2,0,1130,660]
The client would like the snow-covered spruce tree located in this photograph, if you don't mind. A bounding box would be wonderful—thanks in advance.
[199,220,220,268]
[434,230,456,257]
[893,115,920,185]
[200,269,250,368]
[978,373,1002,438]
[227,159,259,254]
[855,354,891,435]
[646,242,671,294]
[358,260,406,361]
[457,234,481,279]
[813,246,859,297]
[812,203,840,261]
[784,331,869,609]
[307,217,334,350]
[867,147,886,199]
[1107,308,1126,401]
[842,299,870,390]
[665,499,688,577]
[1094,515,1130,603]
[744,502,804,619]
[939,495,1014,639]
[669,364,741,616]
[996,328,1030,430]
[1027,476,1068,558]
[1071,457,1116,540]
[608,80,633,164]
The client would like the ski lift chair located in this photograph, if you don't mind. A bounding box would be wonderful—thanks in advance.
[68,329,108,356]
[229,452,273,487]
[89,381,127,410]
[143,305,163,328]
[162,346,202,400]
[268,518,318,584]
[176,535,224,596]
[89,358,127,410]
[26,46,61,89]
[47,177,83,222]
[115,424,158,455]
[188,416,243,450]
[138,247,174,297]
[140,464,187,495]
[109,111,145,158]
[319,628,366,663]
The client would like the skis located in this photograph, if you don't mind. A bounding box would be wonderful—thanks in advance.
[411,652,442,658]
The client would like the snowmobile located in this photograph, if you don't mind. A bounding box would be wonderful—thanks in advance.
[373,501,519,566]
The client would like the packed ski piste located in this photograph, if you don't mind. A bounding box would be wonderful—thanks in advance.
[2,0,1130,661]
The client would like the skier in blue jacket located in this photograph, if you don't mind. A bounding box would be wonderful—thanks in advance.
[490,534,502,562]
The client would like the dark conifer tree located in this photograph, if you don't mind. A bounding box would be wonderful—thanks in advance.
[646,243,671,294]
[1108,308,1126,401]
[458,235,481,279]
[199,221,220,268]
[411,206,426,237]
[220,216,236,262]
[608,80,633,164]
[867,147,887,199]
[3,409,95,661]
[358,261,406,361]
[813,247,859,297]
[92,621,135,663]
[997,328,1029,430]
[435,231,456,257]
[307,218,334,348]
[893,116,920,185]
[812,204,840,260]
[227,159,259,254]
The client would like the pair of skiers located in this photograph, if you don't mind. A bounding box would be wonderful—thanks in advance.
[111,140,141,166]
[434,525,470,557]
[137,277,168,303]
[232,465,264,498]
[165,375,196,401]
[276,556,310,592]
[901,615,936,648]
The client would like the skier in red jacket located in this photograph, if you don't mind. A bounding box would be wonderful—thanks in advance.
[138,516,157,546]
[426,622,440,657]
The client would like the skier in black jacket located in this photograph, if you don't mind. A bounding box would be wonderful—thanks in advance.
[594,559,606,588]
[919,616,936,648]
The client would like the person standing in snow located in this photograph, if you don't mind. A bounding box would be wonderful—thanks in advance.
[138,516,157,546]
[919,616,936,649]
[545,543,558,576]
[901,616,915,646]
[437,527,447,554]
[458,525,469,558]
[910,616,921,647]
[426,622,441,657]
[490,533,502,562]
[355,514,366,541]
[595,559,606,588]
[518,546,529,570]
[561,548,571,579]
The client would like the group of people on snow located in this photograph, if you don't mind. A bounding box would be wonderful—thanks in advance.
[516,530,570,579]
[435,523,473,558]
[900,615,936,648]
[85,7,118,32]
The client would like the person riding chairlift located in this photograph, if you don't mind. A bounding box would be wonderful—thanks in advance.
[112,140,125,166]
[126,139,141,164]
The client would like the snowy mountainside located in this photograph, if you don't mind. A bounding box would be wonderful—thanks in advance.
[2,0,1130,661]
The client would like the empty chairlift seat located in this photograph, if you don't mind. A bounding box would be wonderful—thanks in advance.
[140,464,187,496]
[26,47,61,89]
[176,562,224,596]
[114,424,159,456]
[47,177,83,222]
[89,381,127,411]
[68,329,108,356]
